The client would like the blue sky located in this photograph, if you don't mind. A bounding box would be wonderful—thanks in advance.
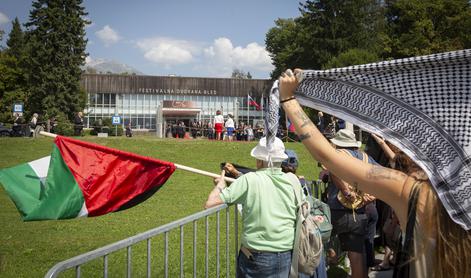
[0,0,301,79]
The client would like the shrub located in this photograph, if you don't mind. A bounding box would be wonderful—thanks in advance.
[90,118,123,136]
[54,113,74,136]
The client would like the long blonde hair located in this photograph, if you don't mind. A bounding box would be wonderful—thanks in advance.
[419,182,471,278]
[392,150,471,278]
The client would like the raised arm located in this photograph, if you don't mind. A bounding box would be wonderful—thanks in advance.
[371,134,396,164]
[279,69,412,227]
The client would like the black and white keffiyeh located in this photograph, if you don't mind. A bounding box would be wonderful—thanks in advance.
[289,49,471,230]
[264,80,280,162]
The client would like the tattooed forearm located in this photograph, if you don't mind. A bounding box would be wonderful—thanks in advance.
[295,109,312,128]
[298,132,311,141]
[366,165,407,181]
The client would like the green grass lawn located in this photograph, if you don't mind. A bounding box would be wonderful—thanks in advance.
[0,136,320,277]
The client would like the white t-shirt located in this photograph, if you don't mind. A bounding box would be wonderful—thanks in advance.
[225,118,234,128]
[214,115,224,124]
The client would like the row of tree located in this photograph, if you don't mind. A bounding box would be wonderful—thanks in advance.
[0,0,88,125]
[266,0,471,77]
[1,0,470,126]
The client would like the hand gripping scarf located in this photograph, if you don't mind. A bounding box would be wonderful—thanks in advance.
[268,49,471,230]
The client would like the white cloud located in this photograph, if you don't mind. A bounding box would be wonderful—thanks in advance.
[0,11,10,25]
[85,56,93,65]
[95,25,121,46]
[135,36,273,77]
[136,37,199,67]
[202,37,273,77]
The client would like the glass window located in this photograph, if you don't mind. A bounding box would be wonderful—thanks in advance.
[97,93,103,105]
[137,94,144,106]
[104,93,110,106]
[130,94,136,106]
[137,115,143,128]
[89,93,96,105]
[150,117,154,129]
[110,94,116,105]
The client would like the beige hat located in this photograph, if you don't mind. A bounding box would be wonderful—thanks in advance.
[330,129,361,148]
[250,137,288,162]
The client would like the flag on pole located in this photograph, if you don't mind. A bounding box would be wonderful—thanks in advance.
[248,95,261,110]
[0,136,176,221]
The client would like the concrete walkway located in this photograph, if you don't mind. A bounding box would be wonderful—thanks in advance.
[368,253,393,278]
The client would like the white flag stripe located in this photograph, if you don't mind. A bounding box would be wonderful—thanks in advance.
[28,156,51,179]
[77,202,89,217]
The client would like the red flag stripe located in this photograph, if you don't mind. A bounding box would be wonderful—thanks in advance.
[54,136,176,216]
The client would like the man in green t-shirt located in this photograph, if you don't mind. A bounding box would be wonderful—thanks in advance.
[205,137,301,277]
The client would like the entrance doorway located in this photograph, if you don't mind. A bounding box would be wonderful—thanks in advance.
[160,100,201,138]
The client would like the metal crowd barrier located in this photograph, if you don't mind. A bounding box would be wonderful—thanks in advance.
[309,180,328,201]
[45,204,239,278]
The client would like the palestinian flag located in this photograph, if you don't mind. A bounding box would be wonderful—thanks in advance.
[0,136,176,221]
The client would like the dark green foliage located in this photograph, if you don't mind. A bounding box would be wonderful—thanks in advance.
[324,48,381,69]
[109,126,124,136]
[89,118,123,136]
[25,0,89,120]
[231,69,252,79]
[6,18,25,60]
[266,0,471,77]
[266,18,308,78]
[266,0,385,78]
[101,118,123,136]
[299,0,384,66]
[0,18,29,123]
[53,112,74,136]
[384,0,471,58]
[0,53,28,123]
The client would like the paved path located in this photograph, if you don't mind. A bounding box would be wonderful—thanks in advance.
[368,254,393,278]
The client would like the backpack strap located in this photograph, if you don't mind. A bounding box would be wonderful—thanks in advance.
[286,172,304,278]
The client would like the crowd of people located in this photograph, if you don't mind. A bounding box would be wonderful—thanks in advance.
[204,69,471,278]
[6,111,83,137]
[165,113,265,141]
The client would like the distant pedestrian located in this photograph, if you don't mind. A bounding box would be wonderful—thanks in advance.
[225,114,235,141]
[214,110,224,140]
[125,123,133,137]
[29,113,38,137]
[74,112,84,136]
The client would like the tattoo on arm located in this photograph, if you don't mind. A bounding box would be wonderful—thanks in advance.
[295,109,312,128]
[366,166,407,181]
[298,132,311,141]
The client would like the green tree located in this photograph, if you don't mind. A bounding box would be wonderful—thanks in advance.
[6,18,25,60]
[231,68,252,79]
[266,0,385,78]
[300,0,384,67]
[324,48,380,69]
[0,19,28,123]
[385,0,471,58]
[266,18,309,78]
[0,29,4,47]
[0,52,28,123]
[25,0,89,120]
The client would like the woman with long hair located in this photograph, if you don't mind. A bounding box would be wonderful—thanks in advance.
[279,69,471,278]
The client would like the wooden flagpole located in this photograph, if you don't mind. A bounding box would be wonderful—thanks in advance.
[39,131,235,183]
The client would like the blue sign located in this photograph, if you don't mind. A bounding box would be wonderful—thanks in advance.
[112,116,122,125]
[13,103,23,113]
